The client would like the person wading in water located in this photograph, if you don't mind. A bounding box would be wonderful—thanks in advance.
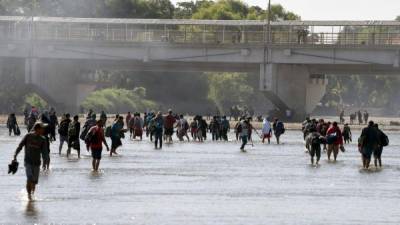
[85,120,109,172]
[326,122,344,162]
[13,122,49,200]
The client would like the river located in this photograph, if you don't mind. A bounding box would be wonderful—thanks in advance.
[0,127,399,225]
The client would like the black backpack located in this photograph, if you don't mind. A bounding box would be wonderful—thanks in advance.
[381,132,389,147]
[59,120,69,136]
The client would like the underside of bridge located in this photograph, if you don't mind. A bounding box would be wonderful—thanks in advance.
[11,57,397,120]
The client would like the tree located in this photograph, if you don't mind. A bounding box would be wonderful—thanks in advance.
[207,72,254,113]
[191,0,300,21]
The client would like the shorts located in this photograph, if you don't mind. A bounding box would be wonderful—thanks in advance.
[164,128,174,136]
[25,163,40,184]
[309,144,321,158]
[111,137,122,149]
[91,149,103,160]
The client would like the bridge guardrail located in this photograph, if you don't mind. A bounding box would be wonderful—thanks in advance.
[1,20,399,47]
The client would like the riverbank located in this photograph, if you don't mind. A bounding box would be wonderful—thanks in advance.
[1,115,400,131]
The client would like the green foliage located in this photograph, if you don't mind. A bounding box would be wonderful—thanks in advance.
[324,74,400,109]
[25,93,48,110]
[207,72,254,113]
[191,0,300,20]
[0,59,29,113]
[81,88,159,113]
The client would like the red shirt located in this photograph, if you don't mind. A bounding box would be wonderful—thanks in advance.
[89,126,105,150]
[164,115,176,129]
[327,126,343,145]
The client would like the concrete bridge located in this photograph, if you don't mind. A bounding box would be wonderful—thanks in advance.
[0,16,399,119]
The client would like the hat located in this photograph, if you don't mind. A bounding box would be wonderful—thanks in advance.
[33,122,48,130]
[8,160,19,175]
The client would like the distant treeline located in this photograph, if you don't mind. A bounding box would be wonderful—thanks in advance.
[0,0,399,114]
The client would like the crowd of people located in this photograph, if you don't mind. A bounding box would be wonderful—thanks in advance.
[303,117,389,168]
[8,106,390,200]
[340,109,369,125]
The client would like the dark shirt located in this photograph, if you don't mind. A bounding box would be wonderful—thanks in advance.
[15,133,48,166]
[153,117,164,133]
[360,126,380,149]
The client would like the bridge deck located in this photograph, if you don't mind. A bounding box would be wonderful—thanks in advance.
[0,16,399,47]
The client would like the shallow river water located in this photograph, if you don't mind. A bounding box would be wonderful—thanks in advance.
[0,127,399,225]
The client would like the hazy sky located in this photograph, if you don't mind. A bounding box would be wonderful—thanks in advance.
[172,0,400,20]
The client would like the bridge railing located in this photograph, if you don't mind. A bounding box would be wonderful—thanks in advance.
[1,18,399,47]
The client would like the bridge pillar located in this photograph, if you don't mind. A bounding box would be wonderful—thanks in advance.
[260,64,327,121]
[25,58,94,112]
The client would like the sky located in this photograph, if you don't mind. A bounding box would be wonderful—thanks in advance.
[171,0,400,20]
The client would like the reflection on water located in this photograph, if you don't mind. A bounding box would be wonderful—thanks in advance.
[0,128,399,224]
[24,201,38,218]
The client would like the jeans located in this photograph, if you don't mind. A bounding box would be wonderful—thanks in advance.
[154,132,163,149]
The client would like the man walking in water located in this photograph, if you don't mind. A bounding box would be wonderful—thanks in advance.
[358,121,379,169]
[110,116,125,156]
[13,122,49,200]
[67,115,81,158]
[164,109,176,144]
[58,114,71,155]
[152,112,164,149]
[272,118,285,144]
[373,124,388,168]
[326,122,343,161]
[238,118,250,152]
[86,120,109,172]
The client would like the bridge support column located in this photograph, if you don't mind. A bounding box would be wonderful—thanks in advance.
[260,64,327,121]
[25,58,94,112]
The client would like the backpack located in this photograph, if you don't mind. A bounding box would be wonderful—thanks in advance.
[68,122,77,137]
[85,127,99,144]
[59,120,69,136]
[381,132,389,147]
[276,121,285,134]
[15,126,21,136]
[105,126,111,138]
[236,123,242,133]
